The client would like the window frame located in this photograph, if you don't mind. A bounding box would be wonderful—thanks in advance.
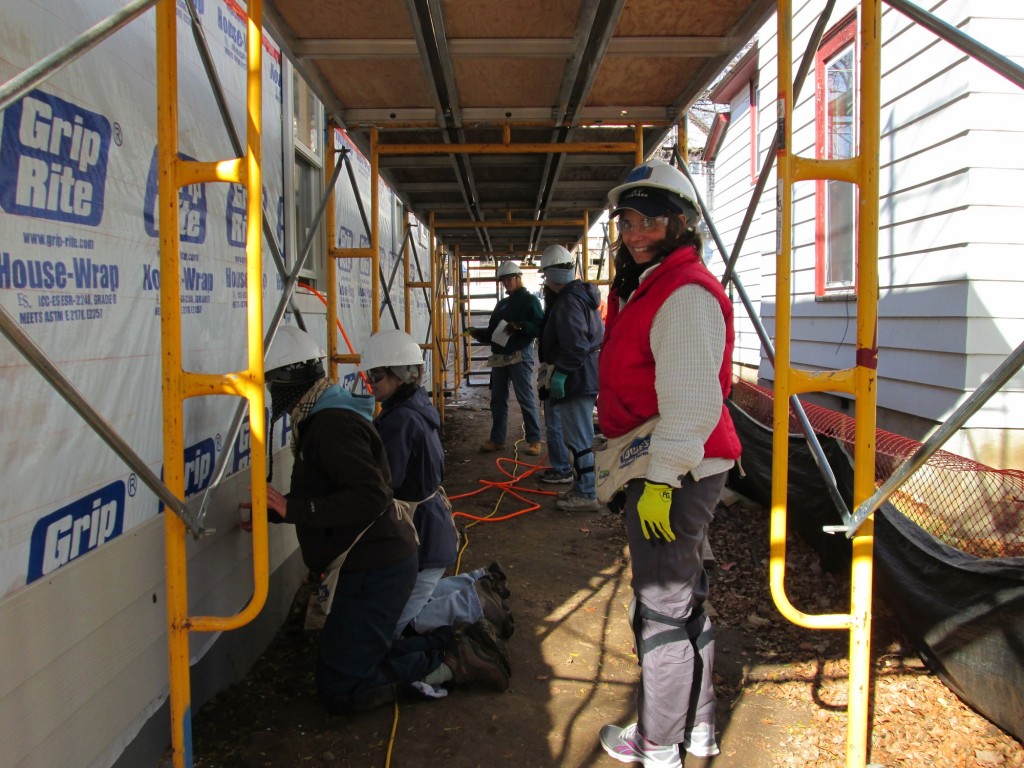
[283,63,326,287]
[814,15,859,298]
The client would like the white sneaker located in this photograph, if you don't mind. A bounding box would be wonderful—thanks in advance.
[682,722,720,757]
[599,723,681,768]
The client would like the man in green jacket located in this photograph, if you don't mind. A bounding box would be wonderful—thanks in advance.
[467,260,544,455]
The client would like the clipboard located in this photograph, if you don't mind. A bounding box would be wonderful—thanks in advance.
[492,319,512,348]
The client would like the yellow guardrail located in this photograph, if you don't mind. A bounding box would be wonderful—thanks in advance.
[772,1,881,766]
[157,1,267,765]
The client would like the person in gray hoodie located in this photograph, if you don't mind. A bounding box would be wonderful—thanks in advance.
[537,246,604,512]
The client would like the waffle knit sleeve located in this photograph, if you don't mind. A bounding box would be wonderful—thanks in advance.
[646,283,726,486]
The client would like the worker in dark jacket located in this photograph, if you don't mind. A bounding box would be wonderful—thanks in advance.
[537,245,604,512]
[361,329,514,643]
[467,260,544,455]
[257,326,509,715]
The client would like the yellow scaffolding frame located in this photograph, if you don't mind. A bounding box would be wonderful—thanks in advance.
[772,1,881,766]
[362,127,644,412]
[156,1,268,767]
[5,2,1021,768]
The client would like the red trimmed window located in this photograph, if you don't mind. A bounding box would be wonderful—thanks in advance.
[815,17,858,296]
[749,79,759,184]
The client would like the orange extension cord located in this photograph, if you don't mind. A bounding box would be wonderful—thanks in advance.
[296,282,373,392]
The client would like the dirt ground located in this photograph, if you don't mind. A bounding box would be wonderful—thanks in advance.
[184,385,1023,768]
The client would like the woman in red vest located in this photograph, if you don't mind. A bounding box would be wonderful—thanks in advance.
[597,159,741,768]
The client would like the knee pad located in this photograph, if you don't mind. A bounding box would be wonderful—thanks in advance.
[630,599,710,665]
[571,446,595,477]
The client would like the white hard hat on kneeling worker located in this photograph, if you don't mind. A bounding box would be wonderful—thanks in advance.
[265,325,325,384]
[361,329,424,371]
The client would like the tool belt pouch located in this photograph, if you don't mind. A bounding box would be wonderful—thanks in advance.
[486,350,523,367]
[318,498,419,616]
[594,416,660,504]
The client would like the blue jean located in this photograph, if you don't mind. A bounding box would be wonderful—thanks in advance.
[543,397,571,474]
[555,394,597,497]
[394,568,483,637]
[489,344,542,444]
[409,571,485,634]
[318,552,449,714]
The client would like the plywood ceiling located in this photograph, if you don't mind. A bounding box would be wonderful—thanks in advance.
[265,0,774,257]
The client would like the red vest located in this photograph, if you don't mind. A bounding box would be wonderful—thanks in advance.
[598,246,741,462]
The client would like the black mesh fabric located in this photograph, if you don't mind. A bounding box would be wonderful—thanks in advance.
[724,393,1024,741]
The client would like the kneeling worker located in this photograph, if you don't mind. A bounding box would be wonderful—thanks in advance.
[253,325,510,714]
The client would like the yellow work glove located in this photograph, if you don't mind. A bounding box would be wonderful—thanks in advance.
[636,481,676,542]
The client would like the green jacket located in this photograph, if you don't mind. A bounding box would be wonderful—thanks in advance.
[477,287,543,354]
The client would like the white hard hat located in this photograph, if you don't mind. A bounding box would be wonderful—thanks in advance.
[540,244,573,270]
[495,260,523,278]
[266,325,324,373]
[361,329,423,370]
[607,159,701,223]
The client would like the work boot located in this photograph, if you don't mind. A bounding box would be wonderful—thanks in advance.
[556,491,601,513]
[524,441,543,456]
[599,723,681,768]
[486,561,511,599]
[479,440,506,452]
[540,468,574,484]
[459,619,512,677]
[474,577,515,638]
[443,632,509,691]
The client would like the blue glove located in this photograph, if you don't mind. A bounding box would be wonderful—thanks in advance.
[550,371,567,400]
[636,481,675,542]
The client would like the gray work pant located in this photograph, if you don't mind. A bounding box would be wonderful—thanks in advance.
[622,471,726,746]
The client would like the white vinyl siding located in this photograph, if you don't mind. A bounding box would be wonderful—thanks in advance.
[719,0,1024,443]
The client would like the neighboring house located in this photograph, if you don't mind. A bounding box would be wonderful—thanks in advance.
[705,0,1024,470]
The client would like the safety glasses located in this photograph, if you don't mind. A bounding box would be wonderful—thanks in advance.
[366,367,389,384]
[618,216,669,234]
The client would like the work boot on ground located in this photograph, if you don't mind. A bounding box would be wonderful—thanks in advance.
[443,632,509,691]
[599,723,681,768]
[474,577,515,638]
[479,440,506,452]
[556,491,601,513]
[486,561,511,599]
[459,619,511,677]
[540,468,574,484]
[524,441,543,455]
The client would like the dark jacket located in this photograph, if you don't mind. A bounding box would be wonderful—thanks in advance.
[476,286,543,354]
[539,280,603,401]
[375,385,458,571]
[280,385,417,575]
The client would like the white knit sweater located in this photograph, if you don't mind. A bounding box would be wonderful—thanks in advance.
[631,273,736,486]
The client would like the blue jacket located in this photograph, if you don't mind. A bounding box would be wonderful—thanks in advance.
[539,280,603,401]
[374,385,458,571]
